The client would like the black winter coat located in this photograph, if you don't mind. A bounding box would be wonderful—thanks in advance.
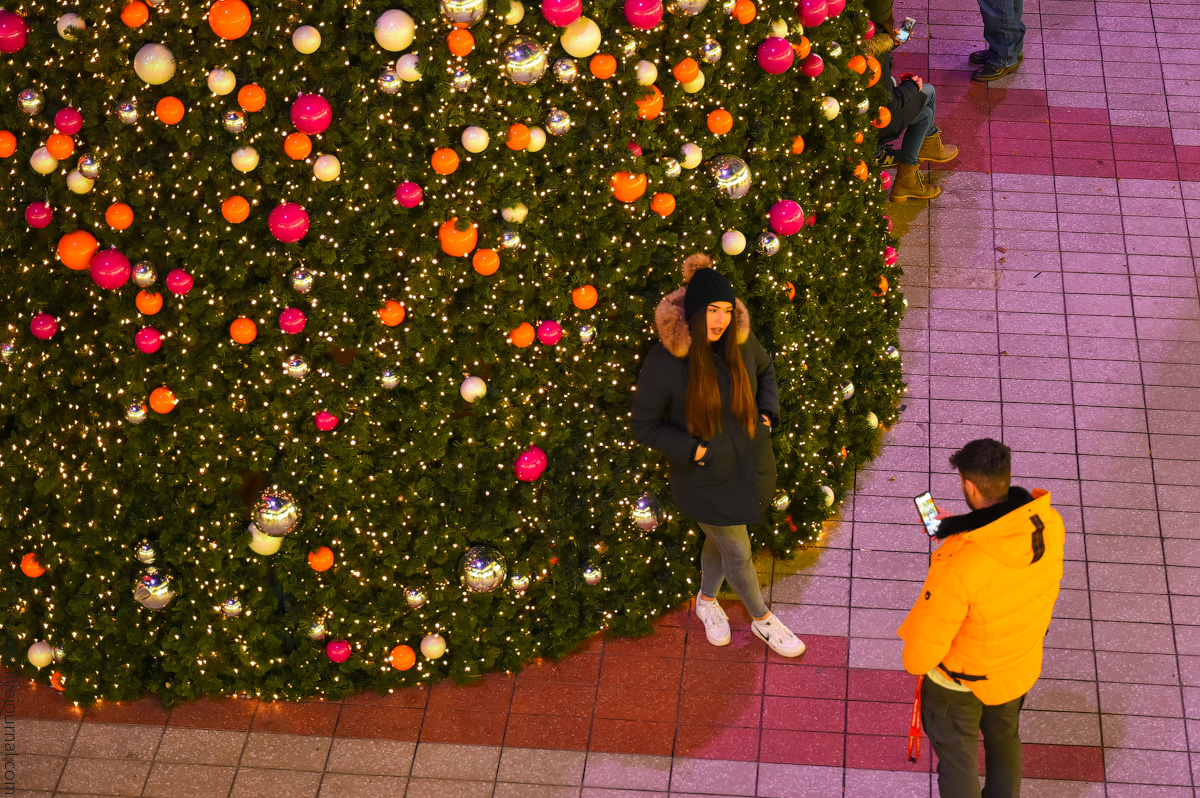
[630,289,780,526]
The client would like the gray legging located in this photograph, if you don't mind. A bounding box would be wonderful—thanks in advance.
[698,523,769,618]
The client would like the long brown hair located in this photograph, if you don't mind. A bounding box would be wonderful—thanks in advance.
[685,309,757,441]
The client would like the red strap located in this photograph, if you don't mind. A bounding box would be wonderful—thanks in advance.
[907,676,923,763]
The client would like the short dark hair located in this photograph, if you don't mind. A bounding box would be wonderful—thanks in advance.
[949,438,1011,502]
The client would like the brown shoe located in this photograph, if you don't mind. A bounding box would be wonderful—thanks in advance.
[918,130,959,163]
[890,163,940,202]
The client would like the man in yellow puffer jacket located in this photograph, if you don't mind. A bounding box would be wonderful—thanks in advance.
[898,438,1065,798]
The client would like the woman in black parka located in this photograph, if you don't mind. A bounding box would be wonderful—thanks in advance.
[631,254,804,658]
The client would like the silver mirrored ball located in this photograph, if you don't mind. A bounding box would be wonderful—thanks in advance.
[117,99,139,124]
[133,261,156,287]
[307,619,327,639]
[631,491,662,531]
[125,403,148,424]
[772,490,791,511]
[451,67,474,91]
[459,545,507,593]
[133,567,176,610]
[840,381,855,401]
[440,0,488,26]
[545,108,571,135]
[0,342,14,362]
[223,109,246,133]
[221,597,243,617]
[583,564,602,586]
[78,154,100,179]
[18,88,44,115]
[253,488,301,537]
[381,370,400,389]
[553,58,578,84]
[756,232,781,256]
[135,539,157,564]
[379,70,402,94]
[510,571,531,593]
[579,325,596,344]
[827,41,843,58]
[709,155,752,199]
[500,230,521,249]
[503,35,547,85]
[405,587,428,608]
[661,157,681,178]
[699,39,723,63]
[283,354,309,379]
[290,267,313,293]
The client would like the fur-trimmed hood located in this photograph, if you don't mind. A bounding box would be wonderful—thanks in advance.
[654,253,750,358]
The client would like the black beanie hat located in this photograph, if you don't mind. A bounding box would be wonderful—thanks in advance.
[683,267,736,322]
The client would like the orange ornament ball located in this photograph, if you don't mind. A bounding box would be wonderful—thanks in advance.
[590,53,617,79]
[572,284,598,310]
[237,84,266,113]
[786,281,796,301]
[733,0,756,24]
[610,171,648,203]
[792,135,806,154]
[136,290,163,315]
[284,131,312,160]
[51,671,66,692]
[0,130,15,158]
[431,147,459,175]
[794,36,811,60]
[57,230,99,271]
[308,546,335,572]
[673,57,700,83]
[847,54,867,75]
[149,387,177,414]
[20,552,46,578]
[650,192,676,217]
[379,300,406,327]
[447,28,474,56]
[209,0,252,40]
[390,644,416,671]
[506,124,531,151]
[853,160,869,181]
[635,85,663,121]
[866,56,882,87]
[510,322,536,348]
[872,106,892,129]
[875,275,889,296]
[230,317,257,344]
[707,109,733,135]
[156,96,185,125]
[106,203,134,230]
[222,195,250,223]
[439,217,478,257]
[853,131,864,144]
[472,248,500,275]
[45,133,74,160]
[121,0,149,28]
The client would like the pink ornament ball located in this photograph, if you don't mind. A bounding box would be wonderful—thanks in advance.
[536,320,562,345]
[90,249,132,290]
[826,0,845,16]
[395,181,423,208]
[135,327,162,354]
[884,214,893,233]
[806,212,817,227]
[624,0,663,29]
[514,445,548,482]
[757,37,795,74]
[291,94,332,135]
[279,307,307,334]
[769,200,805,236]
[314,410,338,431]
[627,140,643,157]
[800,53,824,78]
[799,0,827,28]
[865,20,875,39]
[25,202,53,229]
[326,639,351,663]
[884,245,898,266]
[54,107,83,135]
[30,313,57,340]
[0,10,28,55]
[166,268,194,295]
[880,170,894,190]
[542,0,582,27]
[269,203,310,243]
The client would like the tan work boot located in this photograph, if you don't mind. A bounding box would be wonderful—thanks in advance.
[890,163,940,202]
[918,129,959,163]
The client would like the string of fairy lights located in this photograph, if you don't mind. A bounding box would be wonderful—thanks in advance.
[0,0,904,703]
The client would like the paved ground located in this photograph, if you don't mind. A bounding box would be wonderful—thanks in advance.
[7,0,1200,794]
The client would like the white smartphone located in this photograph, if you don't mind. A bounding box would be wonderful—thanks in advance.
[914,491,940,536]
[896,17,917,44]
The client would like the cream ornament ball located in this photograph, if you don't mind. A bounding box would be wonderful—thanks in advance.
[313,154,341,181]
[67,169,94,194]
[208,68,236,95]
[461,125,489,153]
[27,641,54,669]
[721,229,746,255]
[680,142,703,169]
[505,0,525,23]
[30,147,59,175]
[460,375,487,402]
[57,13,85,38]
[395,54,421,81]
[866,411,880,429]
[682,72,705,93]
[134,43,177,85]
[560,16,601,58]
[820,96,841,120]
[770,18,789,36]
[293,25,322,53]
[375,9,416,52]
[231,146,259,172]
[248,523,283,555]
[526,126,547,152]
[501,202,527,223]
[421,633,447,659]
[635,60,657,85]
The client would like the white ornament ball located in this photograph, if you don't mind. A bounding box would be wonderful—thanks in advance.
[248,523,283,555]
[27,641,54,669]
[501,203,528,223]
[57,13,85,38]
[313,154,341,181]
[721,230,746,255]
[770,18,788,36]
[134,43,177,85]
[680,142,703,169]
[208,68,237,96]
[395,54,421,81]
[460,375,487,402]
[821,485,836,507]
[231,146,259,173]
[67,169,94,194]
[635,60,658,86]
[30,147,59,175]
[420,633,447,659]
[560,16,601,58]
[820,96,841,120]
[505,0,525,23]
[526,126,547,153]
[866,411,879,429]
[293,25,322,53]
[375,9,416,52]
[682,72,706,93]
[461,126,490,153]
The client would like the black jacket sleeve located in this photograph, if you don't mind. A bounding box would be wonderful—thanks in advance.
[630,347,702,464]
[749,332,781,427]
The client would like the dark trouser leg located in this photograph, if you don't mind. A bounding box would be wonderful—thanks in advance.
[921,678,984,798]
[975,0,1025,66]
[980,694,1024,798]
[697,523,769,618]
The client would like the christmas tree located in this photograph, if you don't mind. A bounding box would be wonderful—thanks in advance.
[0,0,903,704]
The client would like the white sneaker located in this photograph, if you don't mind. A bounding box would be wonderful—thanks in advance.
[695,594,731,646]
[752,613,806,658]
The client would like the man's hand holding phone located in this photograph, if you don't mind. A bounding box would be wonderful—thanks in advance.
[914,491,950,537]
